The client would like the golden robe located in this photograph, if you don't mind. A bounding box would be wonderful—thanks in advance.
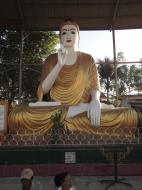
[8,52,138,138]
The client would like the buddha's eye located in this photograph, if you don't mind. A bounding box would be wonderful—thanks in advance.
[71,31,76,34]
[61,31,66,35]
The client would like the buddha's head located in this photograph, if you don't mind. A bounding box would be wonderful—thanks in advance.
[59,18,80,49]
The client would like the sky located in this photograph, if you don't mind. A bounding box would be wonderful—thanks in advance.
[79,29,142,62]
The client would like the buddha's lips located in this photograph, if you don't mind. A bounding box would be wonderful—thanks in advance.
[67,40,71,42]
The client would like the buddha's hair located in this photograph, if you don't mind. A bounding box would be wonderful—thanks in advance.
[59,18,80,34]
[54,172,70,187]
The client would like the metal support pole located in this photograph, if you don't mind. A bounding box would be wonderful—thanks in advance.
[18,30,24,104]
[16,0,25,104]
[112,29,119,106]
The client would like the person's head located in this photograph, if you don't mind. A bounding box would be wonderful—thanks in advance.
[54,172,73,189]
[59,18,80,49]
[20,168,34,190]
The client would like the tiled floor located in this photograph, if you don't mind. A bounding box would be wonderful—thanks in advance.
[0,176,142,190]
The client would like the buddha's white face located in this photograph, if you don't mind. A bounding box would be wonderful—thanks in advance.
[60,24,78,48]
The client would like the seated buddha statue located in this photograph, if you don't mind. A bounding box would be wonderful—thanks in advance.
[8,19,138,140]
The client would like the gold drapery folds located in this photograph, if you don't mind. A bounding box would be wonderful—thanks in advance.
[8,52,138,139]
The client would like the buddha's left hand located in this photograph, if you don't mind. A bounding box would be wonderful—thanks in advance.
[87,99,101,127]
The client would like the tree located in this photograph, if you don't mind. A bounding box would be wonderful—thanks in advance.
[97,52,141,105]
[117,65,129,95]
[128,65,142,94]
[117,51,126,62]
[117,52,130,95]
[117,54,142,95]
[97,57,114,103]
[0,30,58,102]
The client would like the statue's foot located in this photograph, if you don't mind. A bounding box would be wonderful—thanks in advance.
[66,103,89,118]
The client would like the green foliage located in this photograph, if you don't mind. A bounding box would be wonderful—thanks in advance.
[117,64,142,94]
[50,111,64,127]
[117,51,126,62]
[117,52,142,95]
[97,53,142,103]
[117,65,129,94]
[22,31,58,64]
[0,30,58,101]
[128,65,142,93]
[97,57,114,103]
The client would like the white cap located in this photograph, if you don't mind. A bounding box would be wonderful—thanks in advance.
[20,168,34,180]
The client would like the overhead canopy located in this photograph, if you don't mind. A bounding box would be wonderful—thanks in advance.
[1,0,142,31]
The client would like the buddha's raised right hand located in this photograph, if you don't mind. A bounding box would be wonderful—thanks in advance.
[41,44,68,94]
[58,45,68,66]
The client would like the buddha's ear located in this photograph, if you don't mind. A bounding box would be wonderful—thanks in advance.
[75,33,80,50]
